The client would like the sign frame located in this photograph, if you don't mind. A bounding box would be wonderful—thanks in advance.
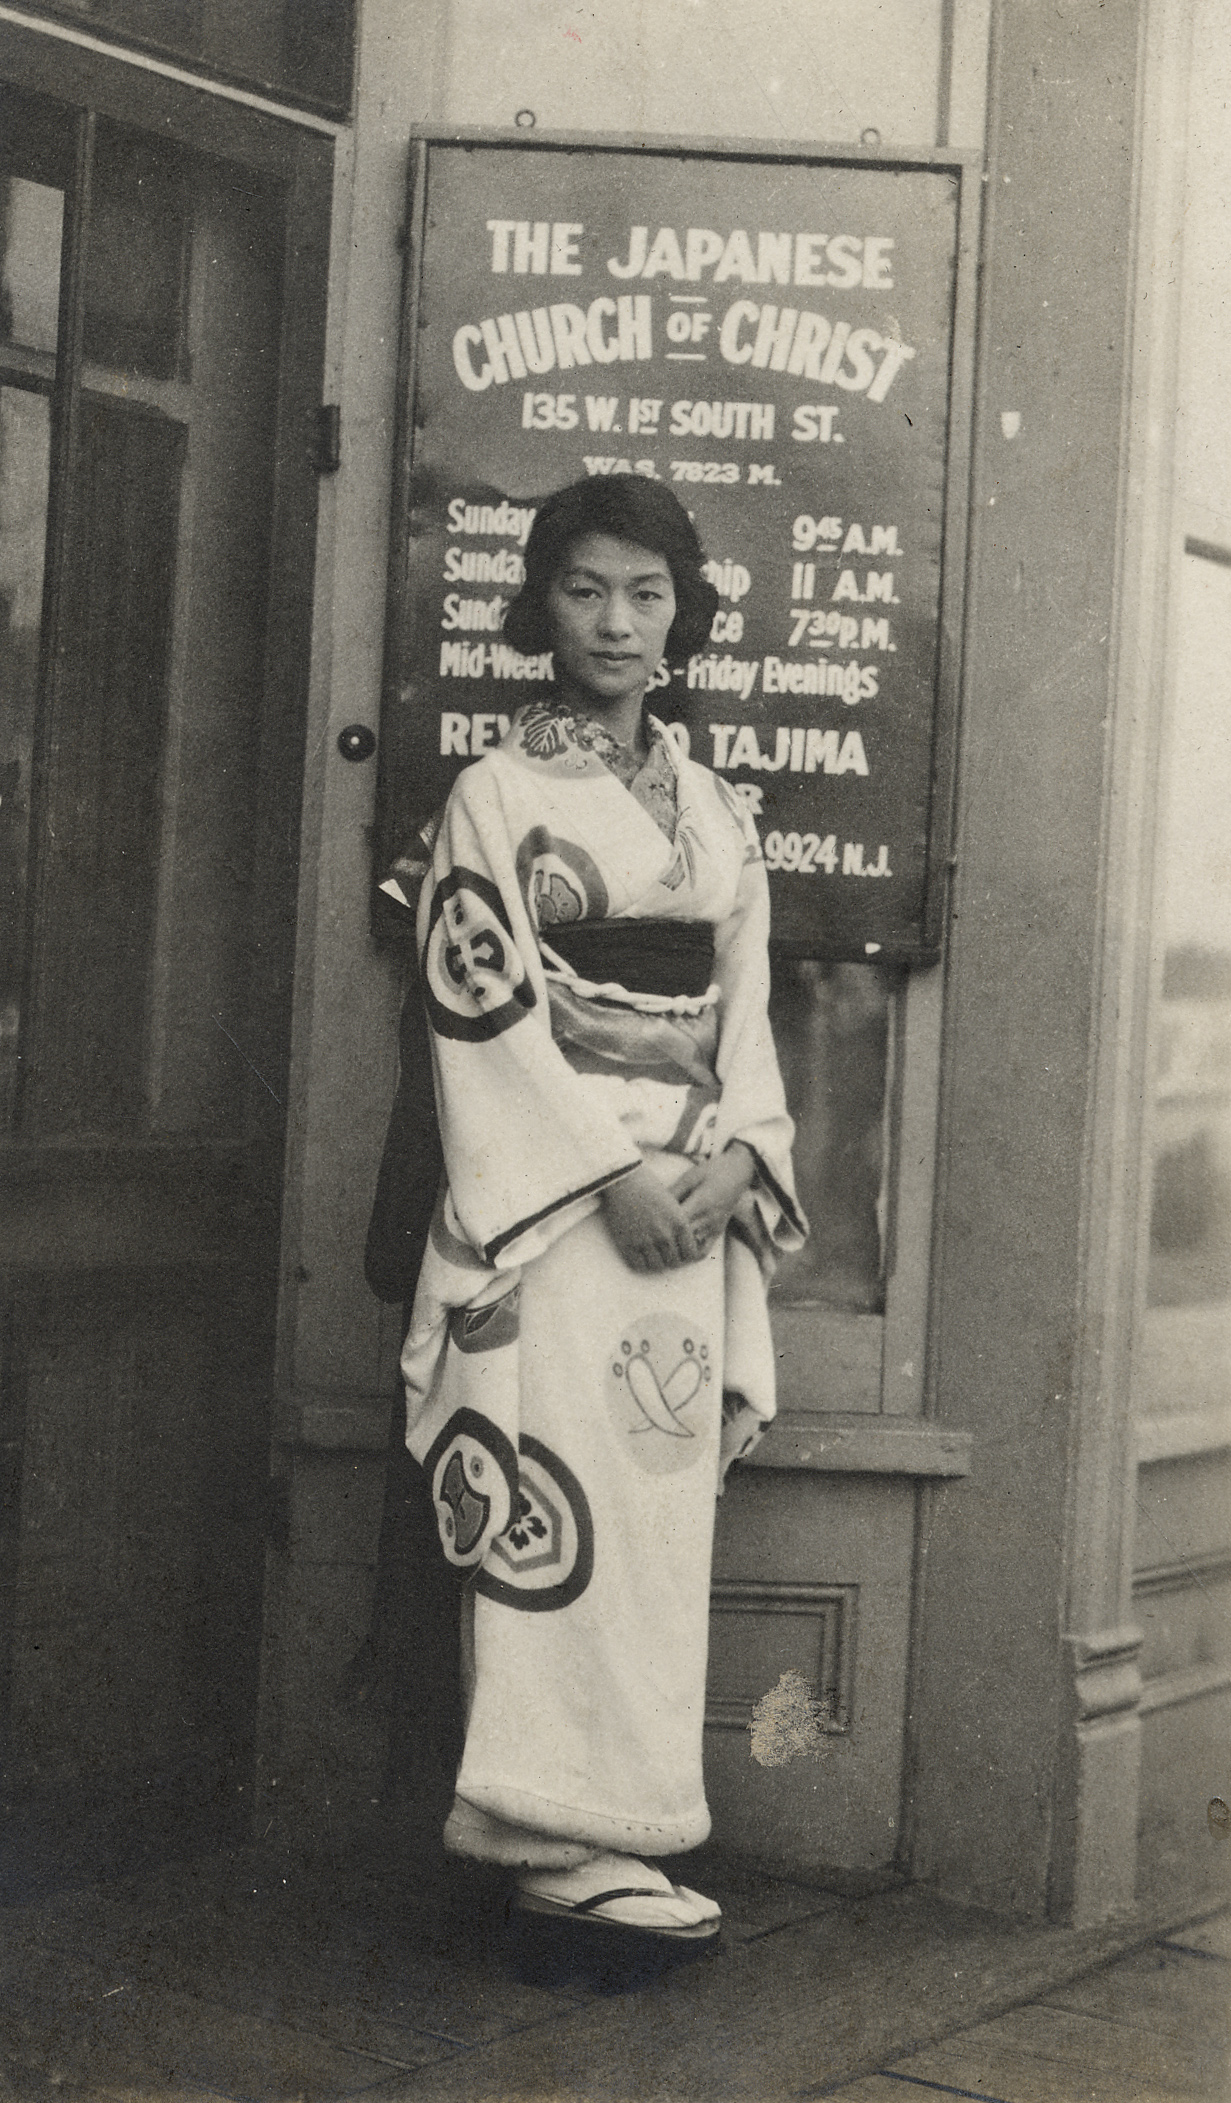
[376,126,981,965]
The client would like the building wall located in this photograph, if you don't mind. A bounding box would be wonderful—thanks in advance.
[261,0,995,1850]
[905,0,1148,1917]
[263,0,1201,1928]
[429,0,945,143]
[1130,0,1231,1909]
[279,3,993,1434]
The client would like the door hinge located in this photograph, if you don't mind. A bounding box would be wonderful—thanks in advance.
[315,403,341,474]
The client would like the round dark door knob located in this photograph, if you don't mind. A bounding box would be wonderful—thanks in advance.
[337,724,376,762]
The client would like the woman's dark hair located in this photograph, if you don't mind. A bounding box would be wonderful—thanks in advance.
[502,474,720,665]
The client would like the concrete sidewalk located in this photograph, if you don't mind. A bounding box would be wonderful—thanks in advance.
[0,1838,1226,2101]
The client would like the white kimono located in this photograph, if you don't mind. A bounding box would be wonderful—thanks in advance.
[400,705,805,1862]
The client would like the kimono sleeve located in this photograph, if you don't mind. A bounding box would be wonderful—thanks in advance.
[418,758,641,1266]
[711,812,808,1254]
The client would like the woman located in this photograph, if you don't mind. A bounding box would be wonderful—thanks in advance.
[397,474,805,1938]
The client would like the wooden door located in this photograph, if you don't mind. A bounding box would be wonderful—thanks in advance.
[367,957,962,1881]
[703,959,966,1878]
[0,61,329,1883]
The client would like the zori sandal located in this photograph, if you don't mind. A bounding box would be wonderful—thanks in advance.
[514,1852,721,1939]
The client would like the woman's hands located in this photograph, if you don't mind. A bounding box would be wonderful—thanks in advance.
[677,1142,756,1255]
[600,1144,757,1273]
[601,1164,700,1273]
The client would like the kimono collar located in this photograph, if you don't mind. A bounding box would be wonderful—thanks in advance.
[506,698,663,779]
[504,701,682,840]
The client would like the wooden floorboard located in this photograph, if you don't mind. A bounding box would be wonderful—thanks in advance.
[1160,1915,1231,1963]
[814,2083,926,2103]
[0,1975,403,2103]
[0,1857,1226,2103]
[844,1932,1231,2103]
[881,2032,1217,2102]
[1041,1944,1230,2051]
[362,1901,1227,2101]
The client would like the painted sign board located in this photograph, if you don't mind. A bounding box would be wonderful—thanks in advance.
[378,134,975,960]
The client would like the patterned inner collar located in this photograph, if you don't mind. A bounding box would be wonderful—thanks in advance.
[532,697,661,775]
[518,699,679,839]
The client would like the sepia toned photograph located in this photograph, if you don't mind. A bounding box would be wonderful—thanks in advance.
[0,3,1227,2097]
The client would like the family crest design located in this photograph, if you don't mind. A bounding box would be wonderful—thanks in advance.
[475,1437,595,1612]
[605,1314,715,1474]
[421,868,536,1041]
[514,825,610,928]
[437,1447,491,1558]
[448,1286,521,1355]
[520,704,571,762]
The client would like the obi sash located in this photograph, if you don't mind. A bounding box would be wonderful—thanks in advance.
[365,917,716,1304]
[543,919,715,1000]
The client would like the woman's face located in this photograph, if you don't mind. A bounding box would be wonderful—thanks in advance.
[545,533,677,715]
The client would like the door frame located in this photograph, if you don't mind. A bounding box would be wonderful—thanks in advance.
[0,16,335,1818]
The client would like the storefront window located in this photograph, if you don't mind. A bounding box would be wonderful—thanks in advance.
[1148,548,1231,1308]
[1,176,62,355]
[1,101,286,1139]
[0,387,50,1132]
[770,958,892,1311]
[0,162,61,1131]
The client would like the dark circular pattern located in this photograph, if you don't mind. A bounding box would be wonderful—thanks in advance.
[515,826,610,927]
[422,867,537,1041]
[337,724,376,762]
[448,1285,522,1356]
[423,1405,522,1565]
[475,1435,594,1613]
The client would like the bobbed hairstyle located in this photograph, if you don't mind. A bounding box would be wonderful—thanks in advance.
[502,474,720,666]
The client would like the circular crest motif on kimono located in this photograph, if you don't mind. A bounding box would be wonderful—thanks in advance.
[423,1405,520,1571]
[422,867,536,1041]
[605,1312,716,1474]
[433,1432,505,1561]
[476,1436,594,1612]
[515,826,609,930]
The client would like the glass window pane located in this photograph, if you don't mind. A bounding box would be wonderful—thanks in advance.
[17,142,285,1142]
[14,1,355,115]
[770,958,892,1310]
[1,177,63,357]
[1148,552,1231,1307]
[0,386,51,1130]
[24,396,185,1135]
[84,127,188,381]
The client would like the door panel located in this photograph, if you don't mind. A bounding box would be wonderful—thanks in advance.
[1,172,63,356]
[703,961,944,1875]
[0,66,329,1876]
[707,1472,915,1875]
[21,396,184,1133]
[5,1274,268,1793]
